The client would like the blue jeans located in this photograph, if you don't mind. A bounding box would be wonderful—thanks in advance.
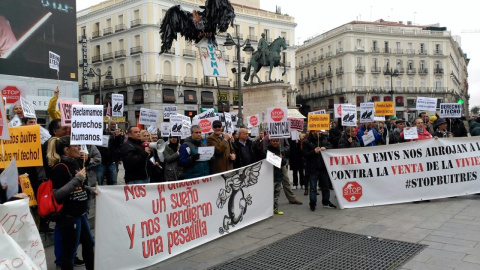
[54,216,83,265]
[308,169,330,206]
[127,178,150,185]
[95,163,117,185]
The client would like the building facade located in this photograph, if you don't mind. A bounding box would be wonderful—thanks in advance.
[295,20,470,121]
[77,0,296,126]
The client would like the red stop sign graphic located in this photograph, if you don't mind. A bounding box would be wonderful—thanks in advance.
[2,86,21,104]
[198,119,212,133]
[249,115,258,126]
[343,181,362,202]
[336,104,342,117]
[270,108,284,122]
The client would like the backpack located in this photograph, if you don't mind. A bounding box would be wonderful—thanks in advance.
[37,163,70,221]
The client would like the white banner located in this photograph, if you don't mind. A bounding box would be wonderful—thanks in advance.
[49,51,60,71]
[20,97,36,118]
[267,107,289,138]
[163,106,177,120]
[0,198,46,269]
[341,104,357,126]
[70,105,103,145]
[360,103,374,123]
[224,113,233,134]
[112,94,124,117]
[321,137,480,209]
[416,97,437,111]
[197,37,228,78]
[139,108,159,126]
[440,103,462,118]
[94,161,273,269]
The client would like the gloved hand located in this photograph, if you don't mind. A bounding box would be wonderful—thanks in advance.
[191,153,200,161]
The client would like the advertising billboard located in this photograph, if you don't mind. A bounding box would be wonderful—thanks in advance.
[0,0,77,81]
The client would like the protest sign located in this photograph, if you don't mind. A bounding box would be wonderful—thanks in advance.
[230,112,238,127]
[0,198,46,269]
[266,151,282,168]
[163,106,177,120]
[0,125,42,168]
[360,103,375,123]
[169,115,184,137]
[341,104,357,127]
[247,114,259,128]
[139,108,159,126]
[161,122,170,137]
[374,101,394,115]
[291,130,299,140]
[181,115,192,139]
[308,110,326,115]
[322,137,480,209]
[288,118,304,131]
[19,175,37,206]
[112,94,124,117]
[39,126,51,144]
[197,146,214,161]
[197,37,228,77]
[308,114,330,131]
[267,107,289,138]
[361,130,375,146]
[70,105,103,146]
[0,96,9,139]
[20,97,36,118]
[374,116,386,121]
[192,117,218,134]
[95,161,273,270]
[416,97,437,111]
[197,108,216,119]
[251,126,259,137]
[224,113,233,134]
[8,115,22,127]
[440,103,462,118]
[59,100,82,126]
[49,51,60,71]
[0,158,18,200]
[334,104,342,118]
[403,127,419,140]
[147,125,158,135]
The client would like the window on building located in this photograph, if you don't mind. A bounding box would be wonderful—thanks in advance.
[408,60,413,71]
[372,77,378,90]
[38,89,53,96]
[338,59,343,68]
[314,67,317,76]
[373,58,378,69]
[407,99,416,108]
[264,29,270,40]
[420,43,425,53]
[384,41,389,52]
[357,76,363,91]
[435,79,442,90]
[420,77,426,92]
[372,40,377,51]
[118,14,123,24]
[435,44,441,54]
[396,77,402,91]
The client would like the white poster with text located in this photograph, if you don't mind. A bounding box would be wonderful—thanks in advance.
[70,105,103,145]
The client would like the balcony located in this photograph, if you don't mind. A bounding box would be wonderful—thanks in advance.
[202,78,215,86]
[371,47,380,53]
[162,75,178,84]
[247,35,257,42]
[371,67,381,73]
[78,35,87,43]
[407,68,416,75]
[115,24,125,32]
[164,48,175,55]
[406,86,416,93]
[102,52,114,61]
[128,75,142,84]
[130,46,143,55]
[103,27,113,36]
[406,49,415,55]
[232,32,243,40]
[336,48,344,54]
[298,61,304,67]
[418,68,428,75]
[394,49,403,54]
[183,49,196,57]
[103,79,114,88]
[91,55,101,63]
[325,52,332,58]
[216,78,230,87]
[131,19,142,28]
[92,30,100,39]
[319,54,324,60]
[383,48,390,53]
[434,50,443,55]
[355,66,365,73]
[311,57,317,63]
[336,67,344,75]
[326,70,333,77]
[305,59,310,65]
[115,50,126,58]
[299,78,304,85]
[285,62,291,67]
[305,76,311,83]
[396,67,405,74]
[311,74,318,81]
[418,50,427,55]
[233,56,244,63]
[184,76,197,85]
[356,46,364,52]
[115,78,126,86]
[318,72,325,79]
[434,68,444,75]
[92,82,99,90]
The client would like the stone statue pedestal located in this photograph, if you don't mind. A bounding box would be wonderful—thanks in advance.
[242,82,290,118]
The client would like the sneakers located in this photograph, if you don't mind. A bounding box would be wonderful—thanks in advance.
[289,199,303,205]
[273,208,284,215]
[293,185,298,190]
[322,201,337,209]
[73,257,85,266]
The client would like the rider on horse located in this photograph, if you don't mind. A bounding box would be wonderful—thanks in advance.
[258,33,269,64]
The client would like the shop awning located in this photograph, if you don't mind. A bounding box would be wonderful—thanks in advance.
[288,108,306,119]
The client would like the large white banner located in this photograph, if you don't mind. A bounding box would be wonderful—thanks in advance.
[267,107,289,138]
[95,161,273,270]
[112,94,124,117]
[71,105,103,145]
[0,198,46,269]
[197,37,228,78]
[321,137,480,209]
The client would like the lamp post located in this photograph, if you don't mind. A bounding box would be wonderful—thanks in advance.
[384,67,398,99]
[224,33,254,127]
[87,68,113,106]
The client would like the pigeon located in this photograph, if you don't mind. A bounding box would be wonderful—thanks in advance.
[343,113,349,121]
[361,111,368,119]
[113,103,119,112]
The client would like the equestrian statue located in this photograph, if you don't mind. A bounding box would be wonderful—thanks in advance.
[244,36,287,83]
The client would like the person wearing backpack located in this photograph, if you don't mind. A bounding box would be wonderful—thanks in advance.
[47,136,96,270]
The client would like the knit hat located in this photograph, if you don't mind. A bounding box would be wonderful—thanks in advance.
[429,115,437,124]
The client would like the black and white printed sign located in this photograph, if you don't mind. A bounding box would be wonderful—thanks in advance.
[49,51,60,71]
[341,104,357,126]
[20,97,36,118]
[111,94,124,117]
[70,105,103,145]
[360,103,375,123]
[440,103,462,118]
[416,97,437,111]
[139,108,159,126]
[163,106,177,119]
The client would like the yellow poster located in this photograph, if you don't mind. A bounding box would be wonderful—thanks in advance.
[19,175,37,207]
[0,125,43,168]
[374,101,395,116]
[308,114,330,131]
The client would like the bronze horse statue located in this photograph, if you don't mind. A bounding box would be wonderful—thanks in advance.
[244,37,287,83]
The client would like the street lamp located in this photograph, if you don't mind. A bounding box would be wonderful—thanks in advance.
[384,67,398,99]
[87,68,113,105]
[224,33,254,127]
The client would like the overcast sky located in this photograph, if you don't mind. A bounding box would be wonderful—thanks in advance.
[77,0,479,110]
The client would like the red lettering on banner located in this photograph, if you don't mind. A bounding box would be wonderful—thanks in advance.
[391,163,424,175]
[124,185,147,201]
[167,180,200,190]
[0,213,27,235]
[455,156,480,168]
[202,177,212,183]
[152,185,167,214]
[329,155,361,166]
[141,217,161,238]
[170,187,199,209]
[167,219,208,254]
[126,224,135,249]
[142,235,164,258]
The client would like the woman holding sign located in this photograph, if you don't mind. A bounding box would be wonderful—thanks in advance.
[47,136,96,270]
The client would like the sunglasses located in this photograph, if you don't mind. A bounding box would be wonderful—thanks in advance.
[213,125,222,128]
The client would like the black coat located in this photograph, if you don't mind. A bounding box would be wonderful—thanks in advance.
[302,133,332,172]
[233,139,256,169]
[120,138,149,183]
[288,138,304,170]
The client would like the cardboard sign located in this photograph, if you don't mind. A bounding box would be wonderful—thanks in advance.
[291,130,299,140]
[70,105,103,146]
[440,103,462,118]
[7,115,21,127]
[112,94,124,117]
[334,104,342,118]
[416,97,437,112]
[197,146,214,161]
[0,125,43,168]
[197,108,216,119]
[161,122,170,137]
[251,126,259,137]
[224,113,234,134]
[308,110,326,115]
[170,115,184,137]
[267,107,289,138]
[139,108,159,126]
[20,97,36,118]
[308,114,330,131]
[193,116,218,134]
[341,104,357,127]
[49,51,60,71]
[374,101,394,116]
[59,100,83,126]
[163,105,177,119]
[360,103,375,123]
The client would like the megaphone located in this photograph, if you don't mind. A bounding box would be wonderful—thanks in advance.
[141,140,167,162]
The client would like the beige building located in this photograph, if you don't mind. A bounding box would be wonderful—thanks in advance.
[77,0,296,125]
[295,20,470,121]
